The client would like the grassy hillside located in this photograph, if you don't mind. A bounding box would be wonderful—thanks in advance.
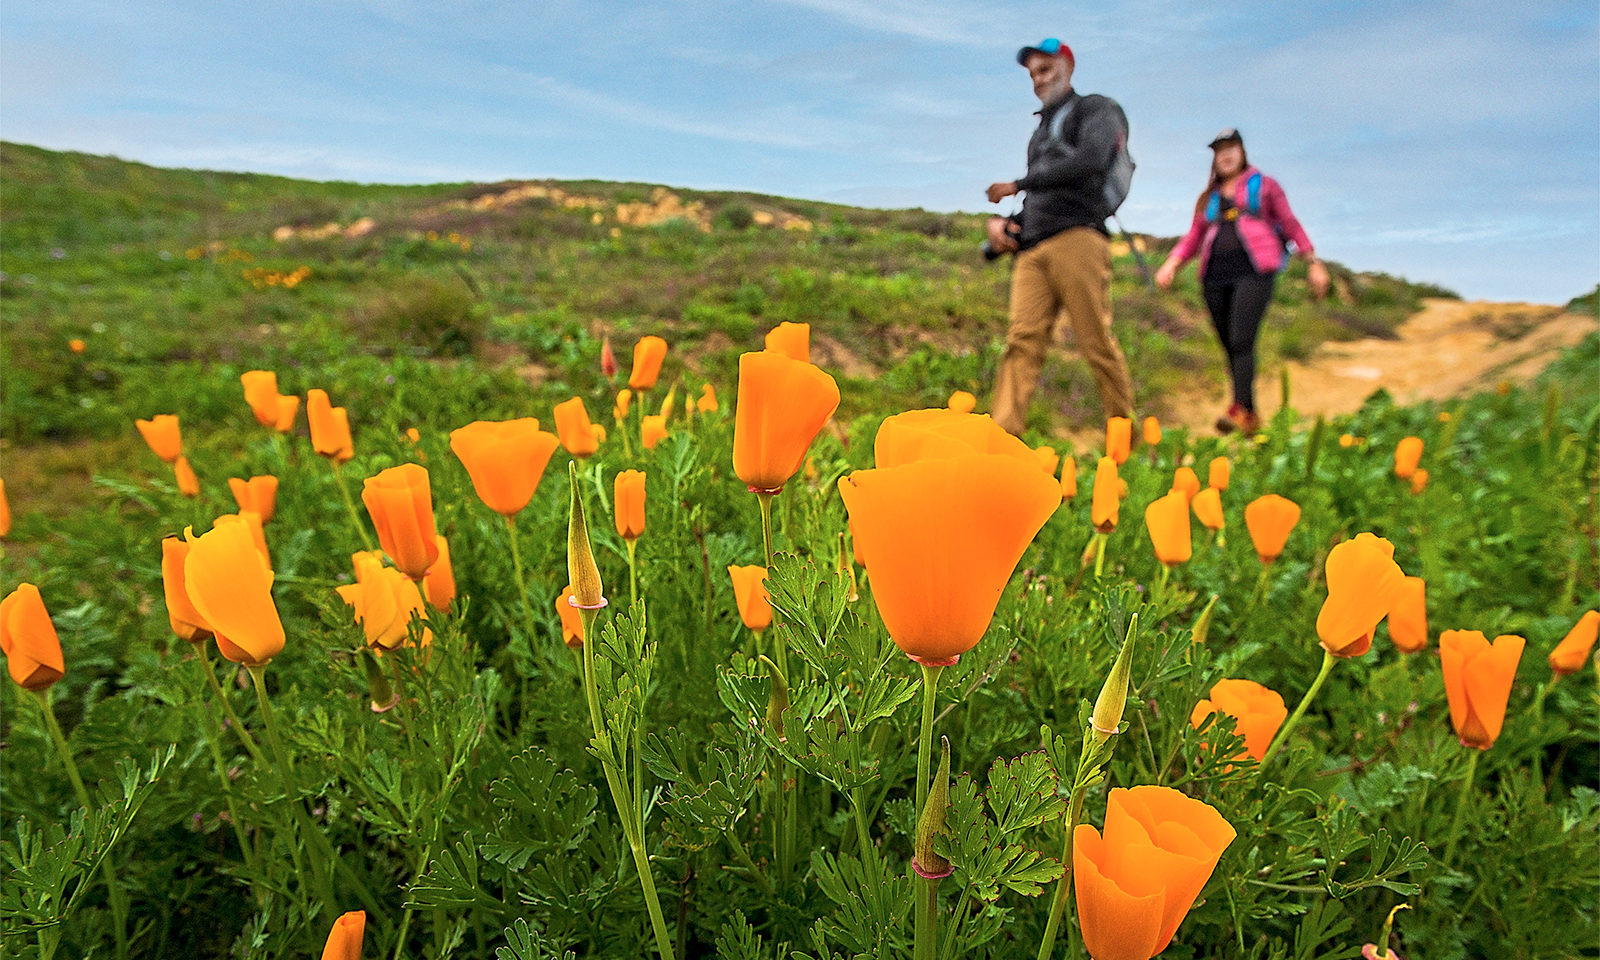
[2,141,1456,448]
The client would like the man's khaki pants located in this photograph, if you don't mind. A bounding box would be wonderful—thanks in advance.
[991,227,1134,434]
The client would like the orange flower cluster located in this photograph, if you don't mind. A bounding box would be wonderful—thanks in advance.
[242,265,311,289]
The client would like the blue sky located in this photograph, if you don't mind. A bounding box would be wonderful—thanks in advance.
[4,0,1596,302]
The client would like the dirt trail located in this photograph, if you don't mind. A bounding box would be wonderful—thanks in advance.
[1161,298,1596,435]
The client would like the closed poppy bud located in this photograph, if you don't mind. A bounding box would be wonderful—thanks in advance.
[1034,445,1059,476]
[657,385,678,420]
[614,388,632,421]
[361,464,440,579]
[553,398,602,458]
[1074,786,1235,960]
[1144,490,1192,566]
[728,565,773,631]
[1091,457,1120,532]
[136,414,183,463]
[566,462,605,609]
[1244,494,1300,563]
[307,390,354,463]
[1192,487,1225,531]
[241,370,280,427]
[732,351,841,493]
[274,394,300,433]
[948,390,976,414]
[183,521,285,668]
[600,337,618,378]
[1387,576,1428,653]
[764,321,810,362]
[1171,466,1200,504]
[228,475,280,524]
[449,419,560,517]
[320,910,365,960]
[1189,678,1288,761]
[1105,416,1132,465]
[1142,416,1161,447]
[913,735,953,879]
[1060,456,1078,501]
[1393,436,1423,479]
[1316,533,1405,658]
[838,448,1059,664]
[629,335,668,390]
[174,456,201,497]
[1090,616,1138,741]
[1409,468,1429,495]
[336,562,429,652]
[685,395,695,420]
[556,585,584,647]
[1549,610,1599,677]
[1208,457,1230,491]
[641,414,668,450]
[614,470,646,540]
[761,654,790,735]
[162,537,214,640]
[1440,630,1524,749]
[420,534,455,609]
[0,479,12,538]
[0,584,66,691]
[697,383,718,413]
[214,510,271,567]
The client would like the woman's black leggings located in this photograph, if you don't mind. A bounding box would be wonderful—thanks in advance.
[1201,272,1276,412]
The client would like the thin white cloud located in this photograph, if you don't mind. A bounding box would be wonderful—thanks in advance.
[768,0,992,46]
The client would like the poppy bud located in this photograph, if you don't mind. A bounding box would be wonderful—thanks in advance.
[629,335,668,390]
[1091,615,1138,742]
[1105,416,1132,465]
[728,565,771,631]
[614,389,632,421]
[1142,416,1161,447]
[136,414,183,463]
[947,390,976,414]
[764,322,810,362]
[566,462,606,609]
[0,584,66,691]
[1549,610,1599,677]
[1190,594,1218,646]
[362,650,398,712]
[600,337,618,378]
[1090,457,1120,533]
[913,735,953,879]
[214,510,271,567]
[614,470,646,540]
[759,654,789,735]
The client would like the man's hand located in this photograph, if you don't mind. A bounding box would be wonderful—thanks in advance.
[986,217,1020,254]
[986,181,1019,204]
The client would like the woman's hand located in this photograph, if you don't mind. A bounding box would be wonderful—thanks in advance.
[1308,260,1330,299]
[1154,260,1178,289]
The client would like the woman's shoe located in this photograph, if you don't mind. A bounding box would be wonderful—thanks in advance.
[1234,407,1262,435]
[1215,405,1241,434]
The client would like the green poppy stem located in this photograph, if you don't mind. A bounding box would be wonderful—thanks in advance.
[1093,532,1108,578]
[1442,749,1482,868]
[1036,767,1090,960]
[190,657,257,873]
[198,647,268,767]
[755,491,786,681]
[626,539,638,609]
[330,460,376,551]
[32,688,130,960]
[1260,648,1337,769]
[913,662,946,960]
[504,513,541,643]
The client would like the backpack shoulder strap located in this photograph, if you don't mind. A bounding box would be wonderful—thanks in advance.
[1245,171,1263,217]
[1204,191,1221,223]
[1046,100,1076,143]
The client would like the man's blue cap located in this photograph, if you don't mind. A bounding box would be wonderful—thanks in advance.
[1017,38,1074,67]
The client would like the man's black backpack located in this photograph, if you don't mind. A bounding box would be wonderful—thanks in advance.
[1047,95,1135,219]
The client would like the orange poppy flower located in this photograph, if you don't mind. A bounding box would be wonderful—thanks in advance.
[765,321,810,362]
[614,470,646,540]
[68,338,86,354]
[732,351,840,493]
[1243,494,1300,563]
[1393,436,1423,479]
[1440,630,1524,749]
[1191,487,1224,531]
[1073,786,1235,960]
[214,510,271,567]
[1549,610,1599,677]
[183,521,285,667]
[1387,576,1429,653]
[136,415,183,463]
[1034,445,1060,476]
[449,419,560,517]
[1144,490,1192,566]
[947,390,977,414]
[320,910,365,960]
[553,397,602,458]
[1106,416,1132,466]
[1060,456,1078,501]
[1190,679,1287,761]
[241,370,280,427]
[336,559,430,652]
[838,447,1059,664]
[1091,457,1120,533]
[174,456,201,497]
[728,565,773,631]
[1208,457,1230,491]
[629,335,669,390]
[361,464,440,579]
[641,414,668,449]
[0,479,10,538]
[1142,416,1161,447]
[1408,469,1429,495]
[556,585,584,647]
[274,394,300,433]
[423,535,455,609]
[1315,533,1406,658]
[614,389,632,421]
[697,383,718,413]
[0,584,66,691]
[1170,467,1200,504]
[306,389,354,463]
[228,476,280,524]
[873,409,1034,468]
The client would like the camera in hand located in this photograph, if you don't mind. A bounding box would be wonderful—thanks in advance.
[982,220,1021,261]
